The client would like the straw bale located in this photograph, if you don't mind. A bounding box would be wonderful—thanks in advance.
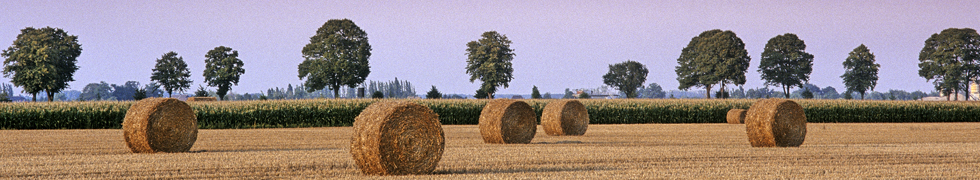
[726,109,747,124]
[350,101,445,175]
[745,99,807,147]
[122,98,198,153]
[541,100,589,136]
[479,99,537,144]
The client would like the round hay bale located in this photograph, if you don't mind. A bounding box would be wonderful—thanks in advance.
[479,99,537,144]
[541,100,589,136]
[122,98,198,153]
[745,99,807,147]
[726,109,747,124]
[350,101,445,175]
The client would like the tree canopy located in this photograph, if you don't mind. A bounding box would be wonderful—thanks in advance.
[918,28,980,101]
[465,31,515,99]
[675,29,750,99]
[203,46,245,100]
[758,33,814,98]
[151,51,193,97]
[841,44,880,100]
[603,60,649,98]
[299,19,372,98]
[1,27,82,102]
[426,86,442,99]
[531,86,542,99]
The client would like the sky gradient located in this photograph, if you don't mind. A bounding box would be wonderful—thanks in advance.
[2,0,978,96]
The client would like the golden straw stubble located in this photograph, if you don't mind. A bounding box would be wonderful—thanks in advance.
[479,99,537,144]
[541,100,589,136]
[745,99,807,147]
[726,109,747,124]
[186,97,217,101]
[350,101,445,175]
[122,98,198,153]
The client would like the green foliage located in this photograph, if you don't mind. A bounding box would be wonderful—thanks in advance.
[759,33,814,98]
[151,51,193,97]
[563,88,574,99]
[918,28,980,101]
[299,19,372,98]
[579,92,591,99]
[801,88,814,99]
[8,99,980,129]
[465,31,515,99]
[371,91,384,99]
[133,87,147,100]
[365,78,416,98]
[2,27,82,102]
[842,44,880,100]
[426,86,442,99]
[531,86,542,99]
[0,93,10,102]
[603,60,649,98]
[843,91,853,100]
[638,83,666,99]
[474,87,489,99]
[203,46,245,101]
[194,85,209,97]
[675,29,750,99]
[80,82,113,101]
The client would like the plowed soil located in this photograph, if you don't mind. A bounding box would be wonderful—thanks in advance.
[2,123,979,179]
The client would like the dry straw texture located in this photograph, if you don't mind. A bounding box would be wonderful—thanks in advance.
[122,98,198,153]
[745,99,807,147]
[350,101,445,175]
[479,99,537,144]
[726,109,747,124]
[187,97,217,101]
[541,100,589,136]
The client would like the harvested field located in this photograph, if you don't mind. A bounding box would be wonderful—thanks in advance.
[2,123,979,179]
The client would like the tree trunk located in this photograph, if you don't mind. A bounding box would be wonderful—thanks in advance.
[704,84,712,99]
[332,85,340,99]
[784,85,791,98]
[47,91,55,102]
[719,83,727,99]
[860,92,865,100]
[31,93,37,102]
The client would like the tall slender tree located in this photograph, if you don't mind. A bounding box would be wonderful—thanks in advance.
[531,86,542,99]
[2,27,82,102]
[151,51,193,97]
[203,46,245,100]
[675,29,751,99]
[841,44,880,100]
[465,31,515,99]
[918,28,980,101]
[299,19,372,98]
[758,33,814,98]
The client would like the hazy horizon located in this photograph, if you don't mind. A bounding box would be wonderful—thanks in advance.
[2,0,978,97]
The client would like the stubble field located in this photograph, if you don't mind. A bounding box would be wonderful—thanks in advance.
[2,123,979,179]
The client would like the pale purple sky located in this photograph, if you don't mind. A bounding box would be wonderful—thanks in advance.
[2,0,978,95]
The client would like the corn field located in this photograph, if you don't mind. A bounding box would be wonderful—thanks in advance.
[2,99,980,129]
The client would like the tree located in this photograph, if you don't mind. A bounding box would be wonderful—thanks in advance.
[465,31,515,99]
[821,86,840,99]
[918,28,980,101]
[111,81,141,101]
[639,83,666,98]
[1,27,82,102]
[841,44,881,100]
[80,82,113,101]
[675,29,751,99]
[579,92,591,99]
[143,82,164,98]
[474,87,489,99]
[203,46,245,100]
[426,86,442,99]
[759,33,814,98]
[151,51,193,97]
[133,87,147,100]
[602,60,649,98]
[371,91,384,99]
[563,88,574,99]
[531,86,542,99]
[194,85,209,97]
[299,19,372,99]
[542,92,552,99]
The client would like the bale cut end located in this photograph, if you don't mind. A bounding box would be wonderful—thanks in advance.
[745,99,807,147]
[541,100,589,136]
[726,109,747,124]
[350,101,445,175]
[122,98,198,153]
[479,99,537,144]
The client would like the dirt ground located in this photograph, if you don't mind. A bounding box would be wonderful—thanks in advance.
[2,123,979,179]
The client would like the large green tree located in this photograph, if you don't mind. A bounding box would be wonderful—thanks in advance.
[603,60,649,98]
[531,85,542,99]
[1,27,82,102]
[465,31,515,99]
[841,44,880,100]
[151,51,193,97]
[675,29,751,99]
[299,19,372,98]
[918,28,980,101]
[203,46,245,100]
[758,33,814,98]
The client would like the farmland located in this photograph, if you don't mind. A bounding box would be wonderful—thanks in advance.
[3,123,979,179]
[4,99,980,130]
